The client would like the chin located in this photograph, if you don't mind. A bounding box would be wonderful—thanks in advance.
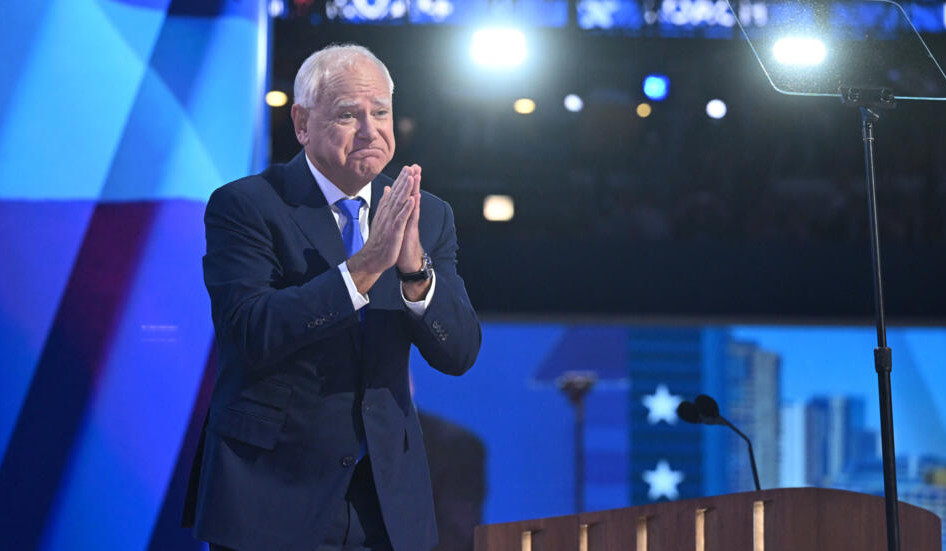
[350,162,384,181]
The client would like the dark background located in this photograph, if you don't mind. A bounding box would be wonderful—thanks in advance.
[270,15,946,320]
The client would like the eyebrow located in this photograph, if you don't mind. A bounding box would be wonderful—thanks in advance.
[333,97,392,109]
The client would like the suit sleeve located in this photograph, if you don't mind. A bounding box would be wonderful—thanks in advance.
[202,184,357,371]
[409,200,481,376]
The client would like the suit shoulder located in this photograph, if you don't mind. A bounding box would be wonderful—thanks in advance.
[207,161,296,212]
[213,163,289,201]
[419,189,451,214]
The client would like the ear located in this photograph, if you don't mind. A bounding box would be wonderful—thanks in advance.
[290,104,309,146]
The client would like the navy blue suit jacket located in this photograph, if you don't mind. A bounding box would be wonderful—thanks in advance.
[185,151,481,551]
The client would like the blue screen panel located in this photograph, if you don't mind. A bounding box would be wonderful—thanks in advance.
[0,1,266,549]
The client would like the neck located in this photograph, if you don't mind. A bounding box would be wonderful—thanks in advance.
[307,153,371,197]
[333,178,369,197]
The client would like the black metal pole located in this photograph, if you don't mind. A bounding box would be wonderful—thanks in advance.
[575,398,585,513]
[860,106,900,551]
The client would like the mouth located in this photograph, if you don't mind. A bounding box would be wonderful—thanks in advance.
[350,147,384,157]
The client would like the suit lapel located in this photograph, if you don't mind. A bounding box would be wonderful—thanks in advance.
[282,152,348,267]
[367,177,382,227]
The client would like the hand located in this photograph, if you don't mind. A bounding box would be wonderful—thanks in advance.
[396,164,423,273]
[346,166,417,294]
[395,165,432,302]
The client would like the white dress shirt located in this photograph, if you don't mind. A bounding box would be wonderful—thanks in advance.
[304,154,434,316]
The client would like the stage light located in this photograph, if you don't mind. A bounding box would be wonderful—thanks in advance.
[773,37,827,66]
[267,0,285,18]
[513,98,536,114]
[483,195,515,221]
[636,103,652,118]
[563,94,584,112]
[643,74,670,101]
[706,99,727,119]
[470,28,527,68]
[397,116,416,137]
[266,90,288,107]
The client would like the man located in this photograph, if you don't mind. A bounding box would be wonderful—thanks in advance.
[184,44,481,551]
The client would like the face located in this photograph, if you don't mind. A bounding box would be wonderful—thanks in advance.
[292,57,395,195]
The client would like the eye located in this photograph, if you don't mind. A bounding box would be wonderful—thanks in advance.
[338,112,354,120]
[374,109,390,117]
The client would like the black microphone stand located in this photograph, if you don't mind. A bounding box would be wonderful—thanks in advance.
[716,417,761,492]
[840,86,900,551]
[680,397,762,492]
[557,372,597,513]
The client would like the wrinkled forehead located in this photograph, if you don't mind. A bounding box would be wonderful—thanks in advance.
[317,59,392,107]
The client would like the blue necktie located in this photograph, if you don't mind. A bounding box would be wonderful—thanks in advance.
[336,198,365,258]
[337,198,369,461]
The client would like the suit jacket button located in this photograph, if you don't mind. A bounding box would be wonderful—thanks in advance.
[340,455,356,468]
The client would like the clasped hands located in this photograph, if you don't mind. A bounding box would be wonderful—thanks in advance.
[346,164,430,301]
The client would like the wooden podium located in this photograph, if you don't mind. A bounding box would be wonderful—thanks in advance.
[474,488,942,551]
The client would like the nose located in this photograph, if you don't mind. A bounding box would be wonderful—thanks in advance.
[356,115,379,141]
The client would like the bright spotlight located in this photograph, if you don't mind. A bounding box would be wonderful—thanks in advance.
[513,98,536,115]
[773,37,827,66]
[563,94,584,112]
[267,0,286,17]
[470,28,527,68]
[706,99,727,119]
[483,195,515,222]
[636,103,652,118]
[265,90,288,107]
[643,74,670,101]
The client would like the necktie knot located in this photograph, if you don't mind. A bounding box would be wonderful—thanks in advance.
[336,198,363,222]
[336,198,365,258]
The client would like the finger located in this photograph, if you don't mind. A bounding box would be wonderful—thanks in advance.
[368,186,395,234]
[392,166,411,191]
[376,185,392,210]
[404,175,416,196]
[407,193,421,225]
[394,196,415,226]
[376,181,410,230]
[392,173,413,205]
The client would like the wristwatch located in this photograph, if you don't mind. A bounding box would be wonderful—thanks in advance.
[397,252,433,282]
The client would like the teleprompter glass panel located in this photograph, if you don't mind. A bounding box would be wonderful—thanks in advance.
[725,0,946,100]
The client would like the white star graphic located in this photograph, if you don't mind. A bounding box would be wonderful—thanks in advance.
[641,384,682,425]
[643,460,685,500]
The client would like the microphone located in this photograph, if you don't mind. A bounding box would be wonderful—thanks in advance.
[676,394,762,492]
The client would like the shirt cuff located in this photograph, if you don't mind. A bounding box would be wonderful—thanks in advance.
[338,261,369,311]
[401,270,436,317]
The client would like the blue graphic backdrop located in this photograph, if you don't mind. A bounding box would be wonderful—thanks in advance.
[0,1,267,549]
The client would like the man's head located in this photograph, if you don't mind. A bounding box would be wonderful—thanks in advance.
[291,44,396,195]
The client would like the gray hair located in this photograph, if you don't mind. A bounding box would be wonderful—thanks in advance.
[293,44,394,108]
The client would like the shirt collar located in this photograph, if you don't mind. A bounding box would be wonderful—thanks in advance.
[304,153,372,208]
